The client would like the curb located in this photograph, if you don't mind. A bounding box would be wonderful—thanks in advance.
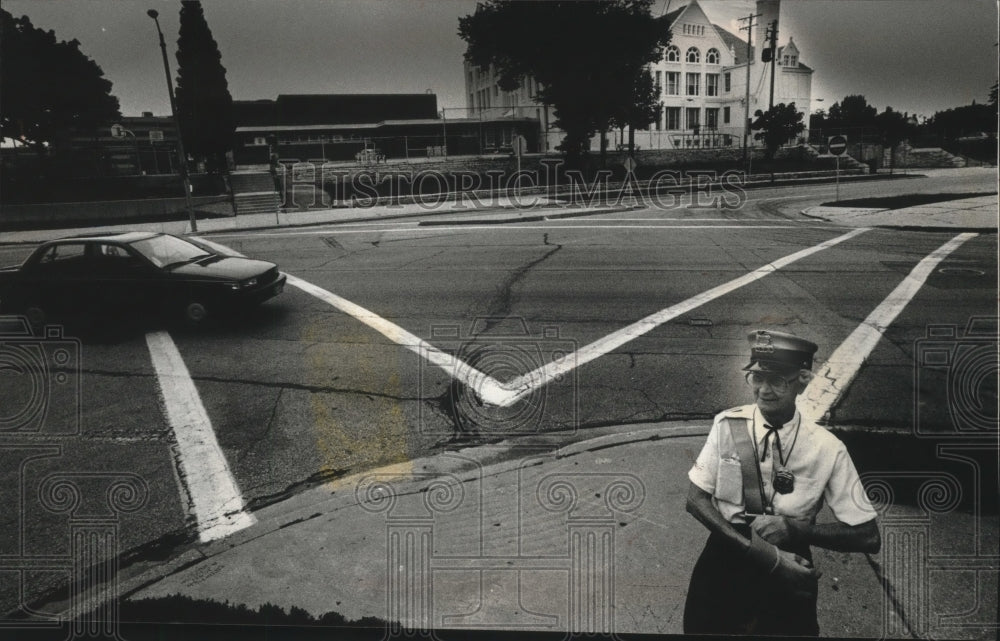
[0,172,919,245]
[801,205,999,233]
[416,204,637,226]
[111,420,710,603]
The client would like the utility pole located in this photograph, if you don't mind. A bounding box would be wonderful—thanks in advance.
[767,20,778,110]
[739,12,761,165]
[147,9,197,232]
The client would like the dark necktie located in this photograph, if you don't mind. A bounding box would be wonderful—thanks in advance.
[761,423,782,462]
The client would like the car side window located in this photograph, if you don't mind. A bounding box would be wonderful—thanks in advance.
[93,243,143,272]
[35,243,87,271]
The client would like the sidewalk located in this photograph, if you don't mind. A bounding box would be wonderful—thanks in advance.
[4,185,996,247]
[110,421,994,638]
[802,194,998,231]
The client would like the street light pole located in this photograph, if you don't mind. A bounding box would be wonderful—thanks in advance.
[147,9,197,232]
[739,12,761,168]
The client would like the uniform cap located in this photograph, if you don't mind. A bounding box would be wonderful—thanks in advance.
[743,330,818,373]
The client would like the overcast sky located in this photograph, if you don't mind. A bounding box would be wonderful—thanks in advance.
[5,0,998,120]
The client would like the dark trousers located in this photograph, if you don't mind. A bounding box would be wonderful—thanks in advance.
[683,526,819,637]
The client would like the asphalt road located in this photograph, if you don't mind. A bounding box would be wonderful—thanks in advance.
[0,170,996,615]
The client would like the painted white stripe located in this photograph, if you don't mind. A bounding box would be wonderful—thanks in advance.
[800,232,978,425]
[284,274,512,405]
[285,227,869,407]
[572,218,795,222]
[498,227,873,406]
[146,331,256,542]
[190,236,247,258]
[213,224,817,240]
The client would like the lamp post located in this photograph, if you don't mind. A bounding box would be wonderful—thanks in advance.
[147,9,197,232]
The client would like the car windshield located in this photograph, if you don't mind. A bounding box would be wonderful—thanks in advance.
[129,235,211,268]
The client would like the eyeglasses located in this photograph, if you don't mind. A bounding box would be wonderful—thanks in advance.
[745,371,799,393]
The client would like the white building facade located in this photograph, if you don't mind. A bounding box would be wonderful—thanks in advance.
[462,0,812,153]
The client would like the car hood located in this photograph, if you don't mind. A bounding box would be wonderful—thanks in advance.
[170,256,276,280]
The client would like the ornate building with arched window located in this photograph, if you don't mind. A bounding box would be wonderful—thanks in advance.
[462,0,813,152]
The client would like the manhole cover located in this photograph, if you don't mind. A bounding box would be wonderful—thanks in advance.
[938,267,986,276]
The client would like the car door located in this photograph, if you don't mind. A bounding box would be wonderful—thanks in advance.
[25,242,91,316]
[87,243,142,315]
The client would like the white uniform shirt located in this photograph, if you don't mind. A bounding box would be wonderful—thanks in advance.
[688,405,877,526]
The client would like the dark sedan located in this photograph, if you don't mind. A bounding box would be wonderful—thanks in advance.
[0,231,287,326]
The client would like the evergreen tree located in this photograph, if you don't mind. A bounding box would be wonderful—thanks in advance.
[0,8,120,149]
[174,0,235,173]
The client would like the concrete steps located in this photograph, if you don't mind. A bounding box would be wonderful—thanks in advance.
[895,143,967,168]
[230,172,281,215]
[234,191,281,215]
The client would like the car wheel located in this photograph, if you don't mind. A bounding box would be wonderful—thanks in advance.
[183,301,208,325]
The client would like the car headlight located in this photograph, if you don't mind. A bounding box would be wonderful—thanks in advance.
[244,277,258,288]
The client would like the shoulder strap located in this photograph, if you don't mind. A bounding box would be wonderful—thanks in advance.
[726,417,766,515]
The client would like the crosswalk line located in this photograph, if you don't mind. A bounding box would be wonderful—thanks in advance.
[800,232,978,424]
[146,331,256,542]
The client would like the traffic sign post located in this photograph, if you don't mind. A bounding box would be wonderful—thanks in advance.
[828,135,848,201]
[513,134,527,179]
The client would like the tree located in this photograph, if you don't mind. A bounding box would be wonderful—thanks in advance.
[808,108,828,132]
[459,1,669,166]
[750,102,805,160]
[826,94,877,130]
[873,106,914,172]
[0,9,120,149]
[175,0,235,173]
[609,68,662,162]
[925,102,997,138]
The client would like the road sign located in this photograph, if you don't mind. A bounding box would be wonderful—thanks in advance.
[513,135,527,156]
[828,135,848,156]
[110,124,124,138]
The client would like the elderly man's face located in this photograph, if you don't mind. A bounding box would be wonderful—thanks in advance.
[746,370,803,419]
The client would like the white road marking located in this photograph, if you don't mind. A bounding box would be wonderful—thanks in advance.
[145,331,256,542]
[190,236,247,257]
[285,227,869,407]
[284,274,512,405]
[211,224,820,240]
[498,227,873,406]
[799,232,978,425]
[568,218,793,222]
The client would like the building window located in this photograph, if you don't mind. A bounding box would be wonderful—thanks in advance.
[706,74,719,96]
[706,48,720,64]
[706,108,719,129]
[686,107,700,129]
[666,72,679,95]
[655,70,662,94]
[665,107,681,130]
[494,85,499,96]
[686,47,700,63]
[723,106,731,124]
[665,45,680,62]
[682,24,705,36]
[724,72,731,92]
[686,72,700,96]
